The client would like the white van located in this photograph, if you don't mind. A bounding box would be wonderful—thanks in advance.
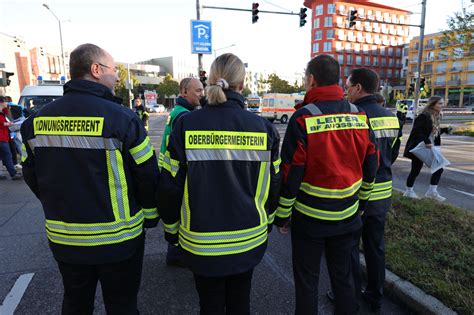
[18,83,63,113]
[261,93,303,123]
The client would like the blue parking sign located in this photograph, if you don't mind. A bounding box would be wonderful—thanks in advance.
[191,20,212,54]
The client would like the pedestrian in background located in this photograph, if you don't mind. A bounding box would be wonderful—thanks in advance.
[158,53,281,314]
[6,96,25,169]
[274,55,378,315]
[134,97,149,131]
[158,77,204,268]
[0,96,22,180]
[403,96,449,201]
[21,43,160,314]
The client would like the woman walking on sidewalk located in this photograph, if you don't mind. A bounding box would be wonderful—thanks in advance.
[403,96,449,201]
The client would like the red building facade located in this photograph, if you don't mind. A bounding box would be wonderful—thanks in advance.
[304,0,411,85]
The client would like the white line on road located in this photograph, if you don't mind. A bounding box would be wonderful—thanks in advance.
[448,188,474,198]
[396,157,474,176]
[0,273,34,315]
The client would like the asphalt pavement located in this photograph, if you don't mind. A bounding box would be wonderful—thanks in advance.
[0,113,412,314]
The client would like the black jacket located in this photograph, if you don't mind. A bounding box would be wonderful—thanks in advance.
[21,79,160,264]
[157,90,281,277]
[404,111,447,159]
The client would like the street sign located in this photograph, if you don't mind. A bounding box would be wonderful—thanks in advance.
[191,20,212,54]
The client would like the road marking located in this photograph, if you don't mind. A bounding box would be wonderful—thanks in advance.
[443,139,474,145]
[396,157,474,176]
[0,273,34,315]
[448,188,474,198]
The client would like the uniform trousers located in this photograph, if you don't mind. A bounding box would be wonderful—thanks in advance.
[193,269,254,315]
[56,239,144,315]
[292,231,357,315]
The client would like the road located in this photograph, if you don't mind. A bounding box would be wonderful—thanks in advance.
[0,113,411,314]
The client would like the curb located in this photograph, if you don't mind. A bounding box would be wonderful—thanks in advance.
[359,254,457,315]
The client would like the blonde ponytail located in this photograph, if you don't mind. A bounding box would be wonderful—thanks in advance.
[207,53,245,106]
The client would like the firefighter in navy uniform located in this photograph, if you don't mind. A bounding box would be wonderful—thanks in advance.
[346,68,401,311]
[20,44,159,315]
[274,55,378,315]
[134,97,149,131]
[158,54,281,314]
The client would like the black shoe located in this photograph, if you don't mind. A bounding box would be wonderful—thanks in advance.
[362,291,381,312]
[11,173,23,180]
[326,291,335,303]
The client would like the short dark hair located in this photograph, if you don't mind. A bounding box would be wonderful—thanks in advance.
[305,55,340,87]
[5,96,12,102]
[69,43,106,79]
[349,68,380,94]
[374,92,385,104]
[0,96,5,103]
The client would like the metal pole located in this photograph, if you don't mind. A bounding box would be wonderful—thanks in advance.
[413,0,427,121]
[58,19,66,78]
[197,0,203,75]
[127,63,132,109]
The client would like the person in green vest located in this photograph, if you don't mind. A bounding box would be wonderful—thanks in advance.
[159,77,204,267]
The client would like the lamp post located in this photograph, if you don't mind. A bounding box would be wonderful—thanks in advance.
[213,44,236,59]
[42,3,66,79]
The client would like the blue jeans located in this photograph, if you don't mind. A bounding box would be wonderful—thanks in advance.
[0,141,16,177]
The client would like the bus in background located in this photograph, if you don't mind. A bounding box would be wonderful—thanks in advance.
[245,96,262,115]
[261,93,303,124]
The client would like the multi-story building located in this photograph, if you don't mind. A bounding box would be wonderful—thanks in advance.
[116,62,163,86]
[406,32,474,106]
[304,0,411,87]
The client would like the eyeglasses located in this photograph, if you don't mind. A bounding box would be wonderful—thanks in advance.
[97,63,119,74]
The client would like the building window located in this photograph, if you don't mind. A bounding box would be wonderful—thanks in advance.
[356,56,362,65]
[354,44,361,54]
[388,47,394,57]
[381,58,386,66]
[345,43,352,52]
[327,30,335,39]
[347,55,353,65]
[344,67,350,76]
[315,30,323,40]
[328,4,336,14]
[380,47,386,56]
[338,54,344,64]
[314,18,320,29]
[313,43,319,53]
[373,58,378,66]
[365,56,371,65]
[387,69,393,78]
[396,48,402,57]
[315,5,323,15]
[324,16,333,27]
[336,41,343,51]
[336,16,344,28]
[339,4,346,14]
[323,42,332,52]
[389,58,394,67]
[372,45,378,56]
[338,30,345,40]
[363,44,369,54]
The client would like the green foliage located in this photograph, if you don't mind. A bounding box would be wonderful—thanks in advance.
[386,193,474,314]
[262,73,303,94]
[441,9,474,52]
[157,74,179,100]
[242,86,252,97]
[114,64,140,106]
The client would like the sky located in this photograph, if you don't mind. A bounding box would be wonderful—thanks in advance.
[0,0,468,76]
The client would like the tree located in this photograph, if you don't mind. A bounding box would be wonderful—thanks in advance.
[242,86,252,97]
[156,74,179,107]
[114,64,140,106]
[263,73,295,94]
[441,8,474,51]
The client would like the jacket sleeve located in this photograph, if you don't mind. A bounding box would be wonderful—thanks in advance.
[20,122,40,199]
[124,117,160,228]
[358,127,379,212]
[391,122,403,164]
[414,114,433,144]
[267,125,281,231]
[156,117,187,244]
[274,113,307,227]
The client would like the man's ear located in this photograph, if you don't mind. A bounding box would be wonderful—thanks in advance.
[90,63,101,80]
[308,74,317,88]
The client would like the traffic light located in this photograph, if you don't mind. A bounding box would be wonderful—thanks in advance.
[419,78,426,91]
[0,70,14,87]
[199,70,207,88]
[348,10,358,28]
[299,8,308,27]
[39,47,45,56]
[252,3,259,24]
[409,82,415,95]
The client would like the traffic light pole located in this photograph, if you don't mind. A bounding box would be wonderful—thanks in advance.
[202,5,299,16]
[413,0,427,122]
[196,0,203,76]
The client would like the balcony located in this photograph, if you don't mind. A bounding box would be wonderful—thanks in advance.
[450,67,461,72]
[436,70,446,74]
[437,55,448,60]
[424,44,435,50]
[364,26,372,32]
[424,56,435,62]
[339,9,347,15]
[433,81,446,86]
[462,80,474,85]
[423,69,433,75]
[448,79,461,85]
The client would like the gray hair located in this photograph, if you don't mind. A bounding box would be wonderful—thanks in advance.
[69,43,106,79]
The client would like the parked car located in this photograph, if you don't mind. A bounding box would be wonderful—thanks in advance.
[147,104,166,113]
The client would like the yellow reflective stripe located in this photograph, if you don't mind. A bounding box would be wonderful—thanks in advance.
[143,207,159,219]
[279,196,296,207]
[255,162,270,225]
[300,179,362,199]
[181,177,191,230]
[106,151,120,220]
[369,189,392,201]
[179,230,267,256]
[268,212,276,224]
[185,131,267,150]
[294,201,359,221]
[305,114,369,134]
[179,223,267,244]
[369,117,400,130]
[21,143,27,162]
[361,180,375,190]
[45,211,144,234]
[373,181,392,192]
[164,221,179,234]
[129,137,154,165]
[33,116,104,136]
[106,150,130,220]
[273,158,281,174]
[162,151,179,177]
[276,206,292,219]
[46,222,143,246]
[116,150,130,219]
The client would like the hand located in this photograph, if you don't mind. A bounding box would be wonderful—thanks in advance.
[425,143,433,149]
[277,221,291,235]
[4,122,13,127]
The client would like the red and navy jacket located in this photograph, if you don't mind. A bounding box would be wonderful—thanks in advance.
[275,85,378,236]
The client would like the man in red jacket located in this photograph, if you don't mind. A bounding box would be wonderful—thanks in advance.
[0,96,22,180]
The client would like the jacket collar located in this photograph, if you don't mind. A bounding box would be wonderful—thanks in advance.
[223,90,245,109]
[353,95,377,107]
[63,79,123,104]
[296,84,344,109]
[175,96,195,111]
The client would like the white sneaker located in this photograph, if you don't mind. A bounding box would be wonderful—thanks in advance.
[424,191,446,202]
[14,164,22,170]
[403,190,419,199]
